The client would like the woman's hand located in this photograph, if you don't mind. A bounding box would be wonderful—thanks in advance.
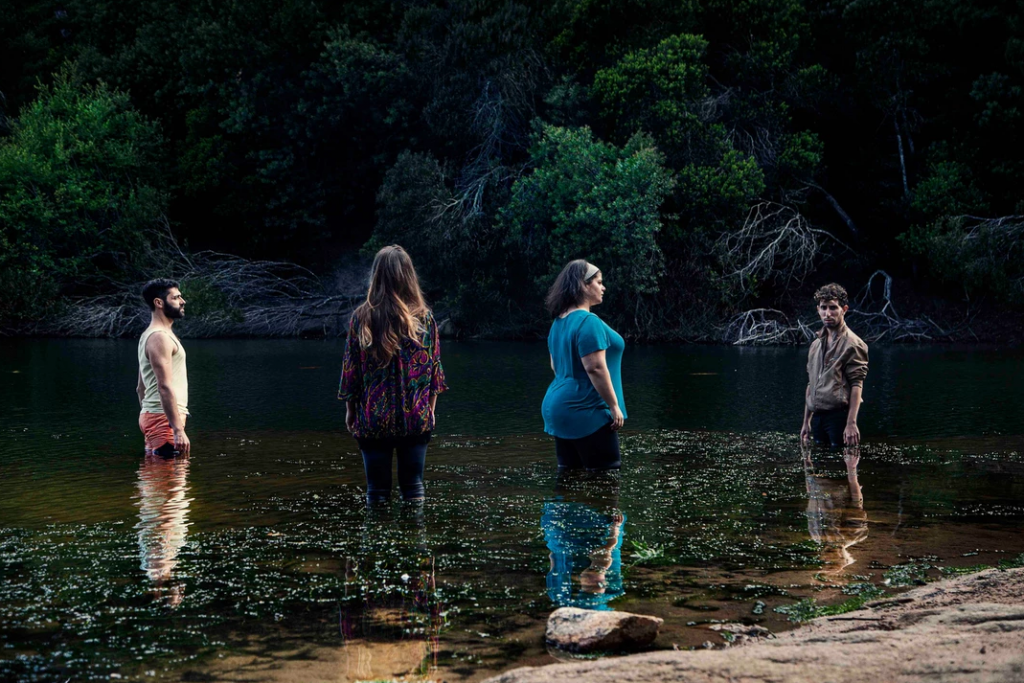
[608,405,624,431]
[345,403,357,434]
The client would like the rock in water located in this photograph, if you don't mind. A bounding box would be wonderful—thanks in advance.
[546,608,663,653]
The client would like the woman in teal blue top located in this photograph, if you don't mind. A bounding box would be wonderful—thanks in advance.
[541,260,627,470]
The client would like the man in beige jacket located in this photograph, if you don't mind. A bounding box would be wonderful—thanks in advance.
[800,283,869,447]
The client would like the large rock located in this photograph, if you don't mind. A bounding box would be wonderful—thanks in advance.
[488,568,1024,683]
[546,607,663,653]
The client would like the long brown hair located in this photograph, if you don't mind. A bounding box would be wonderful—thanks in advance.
[545,259,598,317]
[354,245,429,362]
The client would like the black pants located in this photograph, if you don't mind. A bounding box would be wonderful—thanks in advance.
[555,424,621,471]
[359,438,429,503]
[811,408,848,447]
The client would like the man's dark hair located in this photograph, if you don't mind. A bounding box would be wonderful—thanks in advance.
[814,283,849,307]
[142,279,180,311]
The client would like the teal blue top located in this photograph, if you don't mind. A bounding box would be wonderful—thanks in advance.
[542,311,627,439]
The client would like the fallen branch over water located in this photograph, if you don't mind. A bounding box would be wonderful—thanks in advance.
[17,239,363,338]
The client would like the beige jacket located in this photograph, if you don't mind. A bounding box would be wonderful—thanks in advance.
[805,323,868,413]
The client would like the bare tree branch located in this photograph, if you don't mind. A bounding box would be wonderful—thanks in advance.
[18,228,363,338]
[718,203,845,296]
[723,271,953,345]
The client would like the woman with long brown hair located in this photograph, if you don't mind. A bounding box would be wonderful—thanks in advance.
[339,245,448,503]
[541,260,627,470]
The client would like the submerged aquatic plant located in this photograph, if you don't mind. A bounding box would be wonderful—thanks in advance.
[627,539,669,567]
[774,584,884,623]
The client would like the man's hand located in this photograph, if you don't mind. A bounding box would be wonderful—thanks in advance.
[844,421,861,446]
[844,446,860,468]
[800,422,812,443]
[173,427,191,455]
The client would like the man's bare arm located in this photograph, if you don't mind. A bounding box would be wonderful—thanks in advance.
[147,332,190,453]
[136,370,145,407]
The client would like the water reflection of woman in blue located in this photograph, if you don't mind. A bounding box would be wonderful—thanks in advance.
[542,472,626,610]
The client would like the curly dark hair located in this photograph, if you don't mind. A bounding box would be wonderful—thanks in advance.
[813,283,849,307]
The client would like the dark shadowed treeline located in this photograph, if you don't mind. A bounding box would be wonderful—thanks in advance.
[2,0,1024,340]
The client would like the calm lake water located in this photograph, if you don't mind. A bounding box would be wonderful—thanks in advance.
[2,339,1024,682]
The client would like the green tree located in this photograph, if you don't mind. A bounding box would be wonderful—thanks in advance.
[500,124,675,321]
[369,151,511,327]
[548,0,700,72]
[0,67,166,321]
[592,34,765,234]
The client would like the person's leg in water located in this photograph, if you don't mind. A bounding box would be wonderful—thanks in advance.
[140,412,181,456]
[361,445,394,503]
[810,409,846,447]
[555,437,584,471]
[396,441,428,501]
[576,424,621,470]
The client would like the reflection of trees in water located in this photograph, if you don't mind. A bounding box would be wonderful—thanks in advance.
[134,453,192,607]
[340,504,444,681]
[803,447,868,578]
[543,470,626,611]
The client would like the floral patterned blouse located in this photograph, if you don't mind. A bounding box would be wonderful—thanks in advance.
[338,311,448,440]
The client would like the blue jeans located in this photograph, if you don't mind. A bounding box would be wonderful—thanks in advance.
[360,441,429,503]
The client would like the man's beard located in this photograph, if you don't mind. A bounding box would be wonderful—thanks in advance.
[163,301,185,319]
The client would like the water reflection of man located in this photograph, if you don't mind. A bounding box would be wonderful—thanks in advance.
[542,470,626,610]
[135,452,192,606]
[803,446,868,577]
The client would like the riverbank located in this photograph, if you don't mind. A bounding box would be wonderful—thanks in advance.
[486,567,1024,683]
[5,290,1024,345]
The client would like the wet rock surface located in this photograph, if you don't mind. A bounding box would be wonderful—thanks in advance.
[489,568,1024,683]
[546,608,664,653]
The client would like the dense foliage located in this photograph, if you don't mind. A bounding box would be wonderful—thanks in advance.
[0,66,166,321]
[3,0,1024,334]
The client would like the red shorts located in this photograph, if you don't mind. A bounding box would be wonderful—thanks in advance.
[139,412,181,453]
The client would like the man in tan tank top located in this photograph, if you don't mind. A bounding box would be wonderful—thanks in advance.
[137,279,190,456]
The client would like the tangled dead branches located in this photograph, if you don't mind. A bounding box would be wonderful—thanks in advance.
[722,308,813,345]
[718,203,843,297]
[723,271,951,345]
[21,226,362,338]
[847,270,948,342]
